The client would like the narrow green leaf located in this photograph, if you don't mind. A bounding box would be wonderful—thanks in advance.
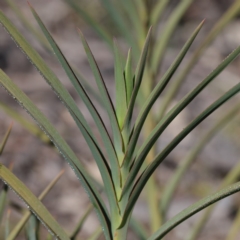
[114,40,127,129]
[122,27,152,138]
[160,103,240,218]
[0,164,70,240]
[29,4,121,192]
[186,161,240,240]
[122,20,204,169]
[157,0,240,121]
[0,102,50,144]
[5,209,10,238]
[0,70,112,240]
[0,185,8,225]
[148,181,240,240]
[25,215,39,240]
[151,0,194,75]
[132,44,240,181]
[70,204,93,240]
[5,0,103,107]
[64,0,113,50]
[0,123,13,155]
[124,48,134,106]
[7,170,64,240]
[0,9,97,146]
[79,31,124,164]
[120,82,240,227]
[4,0,49,48]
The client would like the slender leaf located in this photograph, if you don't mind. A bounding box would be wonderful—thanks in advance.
[151,0,194,75]
[124,48,134,106]
[29,4,121,192]
[0,164,70,240]
[0,70,112,240]
[79,31,125,164]
[25,215,39,240]
[186,161,240,240]
[7,170,64,240]
[120,82,240,226]
[160,103,240,218]
[132,44,240,179]
[0,123,13,155]
[114,40,127,129]
[122,27,152,139]
[0,9,97,145]
[148,181,240,240]
[0,185,8,225]
[157,0,240,121]
[122,20,204,169]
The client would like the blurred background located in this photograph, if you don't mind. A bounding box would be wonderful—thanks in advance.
[0,0,240,239]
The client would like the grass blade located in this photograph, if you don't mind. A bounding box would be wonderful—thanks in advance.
[186,161,240,240]
[29,4,121,191]
[120,82,240,226]
[0,185,8,225]
[133,44,240,176]
[148,181,240,240]
[79,31,124,163]
[124,48,134,106]
[114,40,127,129]
[0,102,50,144]
[7,170,64,240]
[160,103,240,219]
[0,9,97,145]
[157,0,240,121]
[122,27,152,140]
[0,123,13,155]
[122,20,204,169]
[151,0,194,75]
[0,164,70,240]
[0,70,112,240]
[25,215,39,240]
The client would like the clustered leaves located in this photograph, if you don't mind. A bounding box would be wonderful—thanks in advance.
[0,0,240,240]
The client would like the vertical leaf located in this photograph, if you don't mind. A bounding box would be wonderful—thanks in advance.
[114,40,127,129]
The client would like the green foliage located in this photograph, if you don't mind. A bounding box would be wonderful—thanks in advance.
[0,0,240,240]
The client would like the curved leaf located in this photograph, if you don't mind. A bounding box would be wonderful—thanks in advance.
[122,20,204,169]
[0,70,112,240]
[7,170,64,240]
[148,181,240,240]
[29,4,121,192]
[120,82,240,226]
[0,164,70,240]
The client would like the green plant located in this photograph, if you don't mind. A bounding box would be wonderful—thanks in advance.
[1,1,240,239]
